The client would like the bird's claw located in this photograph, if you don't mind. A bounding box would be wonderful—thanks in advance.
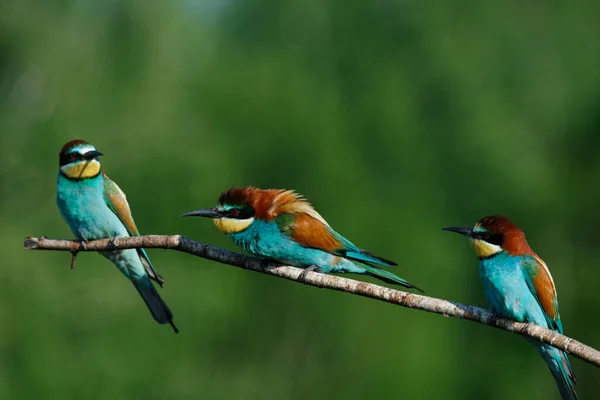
[488,314,499,326]
[297,265,319,283]
[107,236,120,250]
[520,322,533,334]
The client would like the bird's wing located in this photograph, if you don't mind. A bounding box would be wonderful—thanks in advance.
[274,212,397,267]
[521,256,576,385]
[521,255,562,333]
[103,172,164,285]
[103,173,139,236]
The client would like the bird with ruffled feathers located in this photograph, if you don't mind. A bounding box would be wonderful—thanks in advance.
[183,186,421,291]
[444,216,576,400]
[56,139,177,332]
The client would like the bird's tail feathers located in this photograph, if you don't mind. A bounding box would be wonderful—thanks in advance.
[133,280,178,333]
[343,250,397,268]
[361,264,423,292]
[537,344,578,400]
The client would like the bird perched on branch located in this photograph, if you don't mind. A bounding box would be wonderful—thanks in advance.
[182,186,421,291]
[443,216,576,399]
[56,140,177,333]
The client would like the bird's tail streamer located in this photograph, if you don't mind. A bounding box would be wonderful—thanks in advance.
[133,279,179,333]
[360,264,423,293]
[534,343,578,400]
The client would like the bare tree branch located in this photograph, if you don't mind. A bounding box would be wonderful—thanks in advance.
[24,234,599,368]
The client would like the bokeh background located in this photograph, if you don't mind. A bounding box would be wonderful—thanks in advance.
[1,1,599,399]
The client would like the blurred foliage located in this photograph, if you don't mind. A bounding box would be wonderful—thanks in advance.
[1,1,599,399]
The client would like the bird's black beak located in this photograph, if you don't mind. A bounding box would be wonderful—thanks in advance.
[181,208,223,219]
[83,150,103,159]
[442,226,474,237]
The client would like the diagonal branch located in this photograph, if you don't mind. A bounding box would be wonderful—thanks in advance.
[24,234,600,368]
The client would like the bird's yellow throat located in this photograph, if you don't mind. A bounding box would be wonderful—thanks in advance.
[471,239,502,258]
[214,217,254,234]
[61,160,101,179]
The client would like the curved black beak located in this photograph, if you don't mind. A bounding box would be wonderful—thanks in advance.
[442,226,474,237]
[83,150,103,159]
[181,208,223,219]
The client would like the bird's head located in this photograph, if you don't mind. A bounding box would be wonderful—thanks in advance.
[59,140,103,180]
[182,186,319,234]
[182,187,257,234]
[443,215,531,259]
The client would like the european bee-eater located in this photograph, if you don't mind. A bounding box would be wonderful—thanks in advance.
[182,186,421,291]
[443,216,576,400]
[56,140,177,332]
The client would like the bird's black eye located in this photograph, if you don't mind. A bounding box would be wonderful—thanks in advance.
[479,232,490,241]
[229,209,240,217]
[69,153,78,161]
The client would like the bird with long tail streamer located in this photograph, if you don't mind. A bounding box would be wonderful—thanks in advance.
[444,216,576,399]
[56,140,178,332]
[183,186,421,291]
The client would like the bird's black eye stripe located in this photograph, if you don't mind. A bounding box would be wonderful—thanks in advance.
[475,231,504,246]
[59,152,81,166]
[488,233,504,246]
[226,207,255,219]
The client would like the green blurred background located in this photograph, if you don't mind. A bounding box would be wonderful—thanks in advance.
[1,1,599,399]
